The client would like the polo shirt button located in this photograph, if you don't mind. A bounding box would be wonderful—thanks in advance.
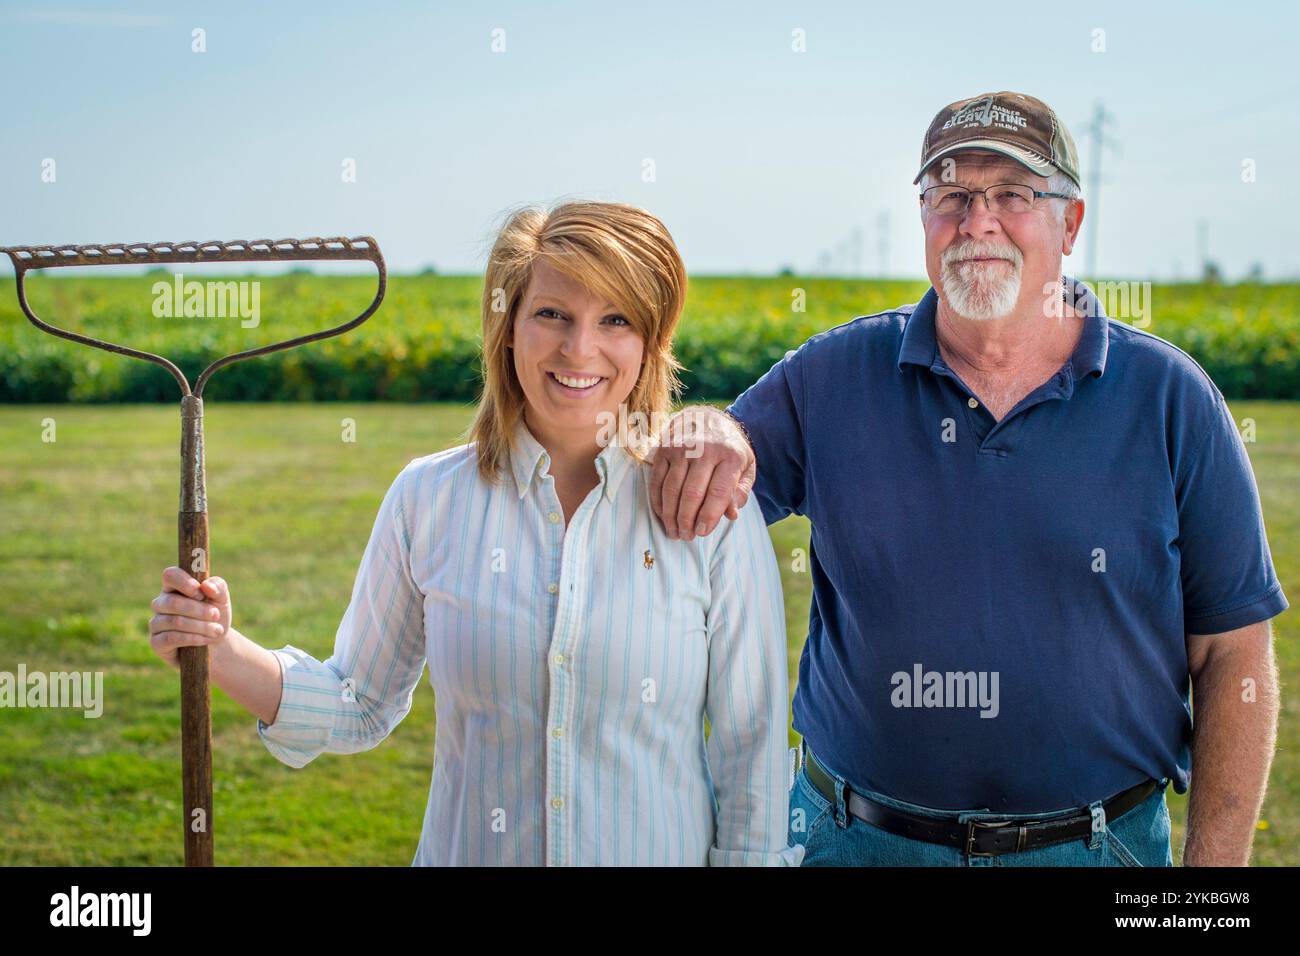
[547,582,558,594]
[551,797,564,810]
[548,511,561,523]
[967,397,979,409]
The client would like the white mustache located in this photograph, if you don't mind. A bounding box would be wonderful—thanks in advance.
[942,241,1023,269]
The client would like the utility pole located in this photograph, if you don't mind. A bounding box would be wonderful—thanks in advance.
[876,212,889,278]
[1078,101,1119,282]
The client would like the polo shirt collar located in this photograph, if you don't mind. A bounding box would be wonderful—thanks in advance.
[509,418,634,504]
[896,286,941,370]
[896,274,1110,382]
[1064,275,1109,380]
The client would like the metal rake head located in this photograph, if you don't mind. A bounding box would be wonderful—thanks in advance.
[0,236,387,397]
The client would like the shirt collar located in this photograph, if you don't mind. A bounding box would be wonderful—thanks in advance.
[896,274,1109,381]
[896,285,941,370]
[1063,275,1110,380]
[509,418,635,504]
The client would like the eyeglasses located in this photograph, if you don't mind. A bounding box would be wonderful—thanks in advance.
[919,183,1074,216]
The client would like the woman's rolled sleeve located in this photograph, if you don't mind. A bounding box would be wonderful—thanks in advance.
[255,461,428,769]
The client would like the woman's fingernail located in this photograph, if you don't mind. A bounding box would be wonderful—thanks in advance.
[696,523,707,536]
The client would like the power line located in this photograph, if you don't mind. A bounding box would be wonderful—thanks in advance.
[1150,81,1300,137]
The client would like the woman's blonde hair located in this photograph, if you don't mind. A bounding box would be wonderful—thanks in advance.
[468,200,688,482]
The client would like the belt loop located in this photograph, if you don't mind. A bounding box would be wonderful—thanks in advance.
[833,776,849,829]
[1087,799,1105,849]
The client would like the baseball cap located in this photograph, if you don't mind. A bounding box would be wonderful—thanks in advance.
[913,91,1081,189]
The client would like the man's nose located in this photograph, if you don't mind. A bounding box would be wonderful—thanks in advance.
[959,192,1002,235]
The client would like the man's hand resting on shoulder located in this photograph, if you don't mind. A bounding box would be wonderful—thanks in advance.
[648,405,756,541]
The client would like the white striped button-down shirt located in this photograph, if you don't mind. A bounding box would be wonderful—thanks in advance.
[256,421,802,866]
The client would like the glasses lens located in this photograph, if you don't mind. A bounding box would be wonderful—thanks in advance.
[988,185,1034,214]
[924,187,971,214]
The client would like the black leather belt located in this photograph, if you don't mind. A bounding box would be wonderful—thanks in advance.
[802,745,1157,857]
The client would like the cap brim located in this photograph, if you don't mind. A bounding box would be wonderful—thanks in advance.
[913,140,1056,184]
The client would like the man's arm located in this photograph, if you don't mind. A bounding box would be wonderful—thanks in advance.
[703,494,803,866]
[648,405,755,541]
[1182,620,1279,866]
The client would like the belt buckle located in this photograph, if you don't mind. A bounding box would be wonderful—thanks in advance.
[964,819,1023,857]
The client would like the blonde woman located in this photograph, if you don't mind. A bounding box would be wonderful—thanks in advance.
[146,201,802,866]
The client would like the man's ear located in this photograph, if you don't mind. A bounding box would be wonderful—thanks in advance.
[1061,198,1085,256]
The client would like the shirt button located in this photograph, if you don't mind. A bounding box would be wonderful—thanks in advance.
[548,511,561,524]
[547,582,558,594]
[551,797,564,810]
[553,653,565,665]
[552,727,564,738]
[967,397,979,409]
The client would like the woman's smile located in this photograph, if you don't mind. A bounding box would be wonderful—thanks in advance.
[546,370,608,396]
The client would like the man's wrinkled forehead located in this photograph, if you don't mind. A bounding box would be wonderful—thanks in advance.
[921,150,1045,186]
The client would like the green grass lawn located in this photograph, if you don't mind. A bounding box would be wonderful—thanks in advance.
[0,401,1295,865]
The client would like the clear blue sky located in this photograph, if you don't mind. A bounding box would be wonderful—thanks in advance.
[2,1,1296,279]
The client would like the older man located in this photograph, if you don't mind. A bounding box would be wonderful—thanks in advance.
[652,91,1287,866]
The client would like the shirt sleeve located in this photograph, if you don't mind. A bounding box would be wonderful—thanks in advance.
[725,349,808,526]
[1177,392,1288,634]
[703,497,804,866]
[256,461,428,769]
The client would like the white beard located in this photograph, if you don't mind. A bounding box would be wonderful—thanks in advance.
[939,239,1024,320]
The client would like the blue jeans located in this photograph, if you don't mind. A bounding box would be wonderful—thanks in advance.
[788,751,1174,867]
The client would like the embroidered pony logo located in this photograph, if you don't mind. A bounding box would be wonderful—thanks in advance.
[643,549,654,569]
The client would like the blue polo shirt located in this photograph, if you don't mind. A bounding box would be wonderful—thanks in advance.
[727,277,1288,812]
